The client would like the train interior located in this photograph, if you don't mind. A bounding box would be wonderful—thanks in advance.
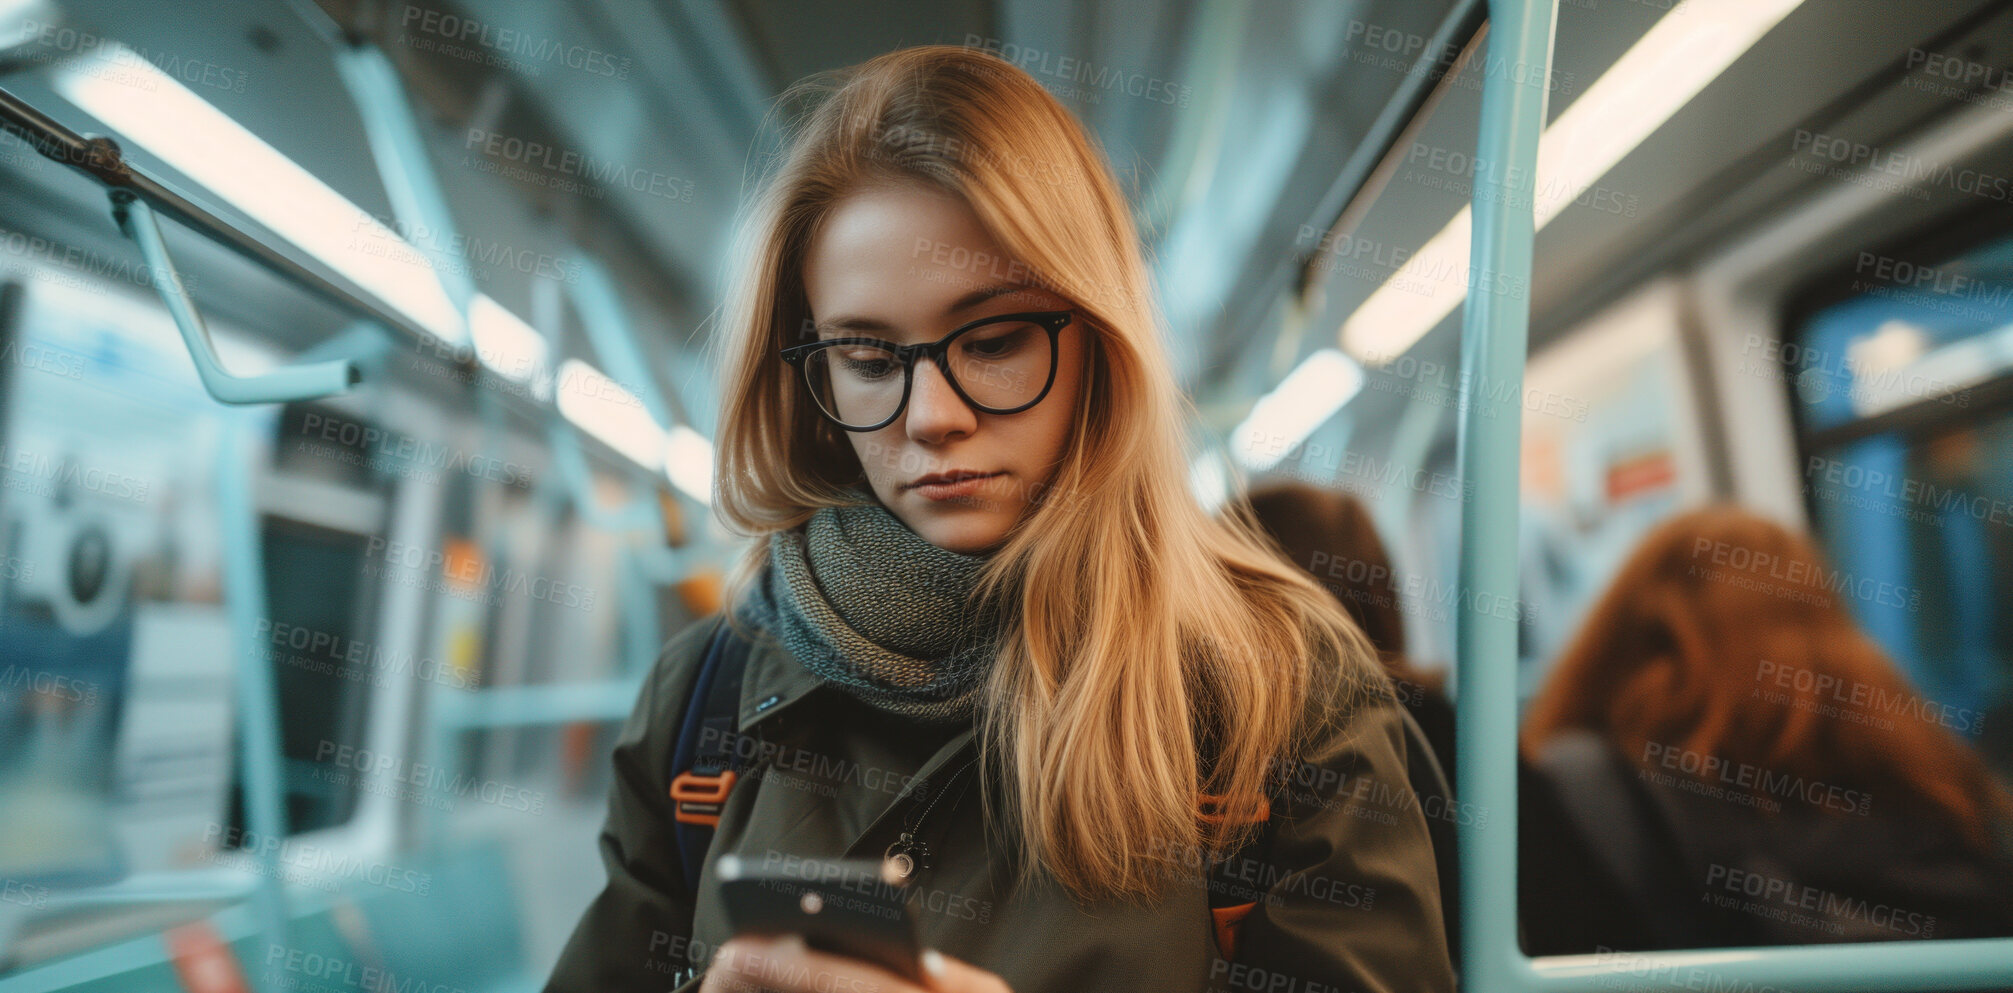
[0,0,2010,989]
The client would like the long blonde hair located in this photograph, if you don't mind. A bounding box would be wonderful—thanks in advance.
[708,44,1380,902]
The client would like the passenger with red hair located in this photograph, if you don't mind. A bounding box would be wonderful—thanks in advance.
[1519,505,2013,952]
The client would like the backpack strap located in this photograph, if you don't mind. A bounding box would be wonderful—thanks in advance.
[1201,790,1272,960]
[668,617,754,897]
[1203,701,1459,963]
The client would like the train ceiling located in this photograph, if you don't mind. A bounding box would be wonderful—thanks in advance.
[4,0,2008,452]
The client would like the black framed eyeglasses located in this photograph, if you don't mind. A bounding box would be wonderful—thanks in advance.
[780,310,1075,432]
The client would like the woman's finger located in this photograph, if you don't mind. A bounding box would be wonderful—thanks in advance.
[919,947,1015,993]
[699,936,773,993]
[709,934,934,993]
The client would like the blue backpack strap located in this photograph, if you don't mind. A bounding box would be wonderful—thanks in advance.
[668,617,754,897]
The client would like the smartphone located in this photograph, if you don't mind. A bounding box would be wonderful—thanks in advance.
[715,853,924,983]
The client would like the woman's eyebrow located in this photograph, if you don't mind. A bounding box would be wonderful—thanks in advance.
[948,283,1030,312]
[812,314,895,336]
[812,283,1041,337]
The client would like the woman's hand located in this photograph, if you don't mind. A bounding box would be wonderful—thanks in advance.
[697,934,1011,993]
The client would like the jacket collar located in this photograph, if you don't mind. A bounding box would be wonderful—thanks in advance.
[734,626,832,732]
[730,620,984,855]
[730,620,986,743]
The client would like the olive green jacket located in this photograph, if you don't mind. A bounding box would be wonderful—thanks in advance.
[544,613,1455,993]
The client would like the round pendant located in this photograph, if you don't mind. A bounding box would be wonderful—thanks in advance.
[885,848,915,881]
[884,834,929,881]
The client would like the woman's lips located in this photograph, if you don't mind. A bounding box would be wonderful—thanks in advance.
[910,471,1004,500]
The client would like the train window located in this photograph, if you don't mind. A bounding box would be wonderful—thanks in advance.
[0,274,240,895]
[1514,285,1701,693]
[1790,226,2013,780]
[0,262,390,952]
[219,517,382,837]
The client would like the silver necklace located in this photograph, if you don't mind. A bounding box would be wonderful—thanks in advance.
[884,754,979,883]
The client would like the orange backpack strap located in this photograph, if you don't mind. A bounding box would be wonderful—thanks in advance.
[667,619,753,895]
[1211,903,1258,960]
[1198,790,1273,960]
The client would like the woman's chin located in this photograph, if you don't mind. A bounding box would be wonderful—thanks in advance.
[900,503,1011,556]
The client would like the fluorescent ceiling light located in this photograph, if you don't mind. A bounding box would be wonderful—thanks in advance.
[663,426,714,506]
[1231,348,1363,471]
[467,294,547,384]
[53,46,466,345]
[556,358,663,471]
[1341,0,1805,362]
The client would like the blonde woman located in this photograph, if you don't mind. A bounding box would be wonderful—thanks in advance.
[546,45,1452,993]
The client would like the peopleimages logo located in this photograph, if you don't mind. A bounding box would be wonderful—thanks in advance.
[299,412,534,490]
[463,128,694,203]
[1906,47,2013,91]
[351,209,585,284]
[313,740,547,814]
[1591,946,1794,993]
[0,445,152,503]
[1,664,96,703]
[1806,456,2012,529]
[205,824,432,896]
[1360,351,1590,423]
[1689,536,1920,612]
[400,5,632,79]
[1792,129,2012,202]
[265,945,464,993]
[1,879,49,909]
[365,536,596,611]
[1704,864,1935,937]
[961,36,1192,107]
[1755,659,1983,735]
[757,852,994,924]
[255,620,480,690]
[17,20,250,93]
[1640,742,1871,816]
[1343,19,1579,96]
[0,222,197,295]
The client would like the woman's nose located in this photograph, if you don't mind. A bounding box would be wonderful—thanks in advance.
[905,359,978,441]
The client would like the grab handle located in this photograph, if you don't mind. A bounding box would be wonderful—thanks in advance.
[112,191,357,405]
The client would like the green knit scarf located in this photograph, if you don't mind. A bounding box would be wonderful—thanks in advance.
[740,488,1008,726]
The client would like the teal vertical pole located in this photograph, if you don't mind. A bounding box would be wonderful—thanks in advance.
[1453,1,1556,990]
[569,257,682,430]
[334,43,479,310]
[564,259,691,667]
[218,410,290,991]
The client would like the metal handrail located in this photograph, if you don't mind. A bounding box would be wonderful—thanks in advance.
[1215,0,1486,382]
[0,85,446,352]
